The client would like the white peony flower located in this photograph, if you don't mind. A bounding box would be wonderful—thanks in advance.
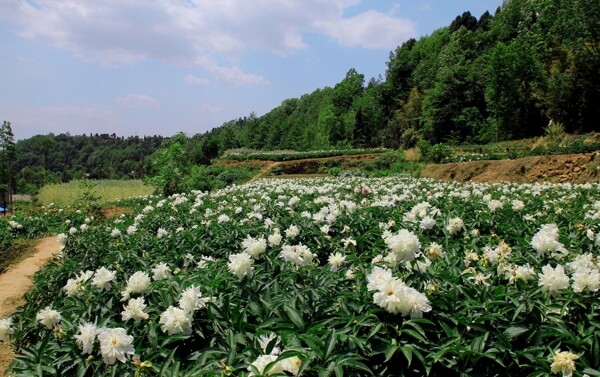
[36,307,62,329]
[571,268,600,293]
[268,230,282,247]
[74,322,98,354]
[531,224,568,258]
[92,267,116,291]
[121,297,149,322]
[328,252,347,272]
[152,263,172,281]
[179,285,209,314]
[446,217,464,235]
[550,349,578,377]
[514,264,535,282]
[284,225,300,239]
[384,229,421,263]
[228,252,254,280]
[538,264,570,296]
[0,318,14,341]
[248,354,283,376]
[96,327,135,365]
[157,228,169,238]
[279,244,316,267]
[511,199,524,211]
[366,266,393,291]
[242,235,267,259]
[121,271,152,300]
[159,306,192,335]
[419,216,436,230]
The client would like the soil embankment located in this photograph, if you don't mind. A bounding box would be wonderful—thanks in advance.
[421,152,600,184]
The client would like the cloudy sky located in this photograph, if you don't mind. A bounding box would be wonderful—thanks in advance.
[1,0,502,140]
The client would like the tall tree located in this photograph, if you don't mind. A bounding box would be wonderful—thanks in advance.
[0,121,16,213]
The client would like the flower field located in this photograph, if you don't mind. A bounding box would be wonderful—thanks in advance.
[2,176,600,376]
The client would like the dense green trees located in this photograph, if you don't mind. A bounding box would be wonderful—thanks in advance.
[11,132,164,194]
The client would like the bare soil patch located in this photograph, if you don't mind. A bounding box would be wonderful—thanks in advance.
[0,236,61,376]
[421,152,600,183]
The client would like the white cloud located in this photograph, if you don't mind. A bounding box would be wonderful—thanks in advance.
[315,10,415,49]
[0,0,415,76]
[195,56,269,86]
[184,74,210,86]
[117,94,160,109]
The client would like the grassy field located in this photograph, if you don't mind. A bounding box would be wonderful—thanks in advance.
[37,179,154,207]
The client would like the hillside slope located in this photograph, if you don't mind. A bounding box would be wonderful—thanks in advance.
[421,152,600,183]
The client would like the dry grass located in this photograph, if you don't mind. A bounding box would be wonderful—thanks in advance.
[404,148,420,161]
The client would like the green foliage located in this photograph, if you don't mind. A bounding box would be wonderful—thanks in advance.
[418,141,452,163]
[328,167,342,176]
[77,180,103,218]
[545,121,566,148]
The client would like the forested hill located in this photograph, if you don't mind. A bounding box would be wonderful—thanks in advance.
[14,133,164,193]
[197,0,599,153]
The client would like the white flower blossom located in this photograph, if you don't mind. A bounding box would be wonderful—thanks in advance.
[121,271,151,300]
[228,252,254,280]
[242,235,267,259]
[159,306,192,335]
[121,297,149,322]
[152,263,172,281]
[538,264,570,296]
[0,318,14,342]
[96,327,135,365]
[36,307,62,329]
[328,252,347,271]
[92,267,116,291]
[74,322,98,354]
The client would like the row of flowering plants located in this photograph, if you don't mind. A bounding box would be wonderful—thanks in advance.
[2,176,600,376]
[221,148,389,161]
[1,204,92,270]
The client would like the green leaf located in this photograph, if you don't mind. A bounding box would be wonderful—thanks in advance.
[284,305,305,331]
[324,330,337,361]
[503,326,529,339]
[593,334,600,368]
[583,368,600,377]
[384,344,399,362]
[401,345,413,367]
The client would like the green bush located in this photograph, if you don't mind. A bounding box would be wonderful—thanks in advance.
[418,141,453,163]
[328,167,341,176]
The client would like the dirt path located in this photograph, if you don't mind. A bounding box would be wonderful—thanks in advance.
[0,236,61,376]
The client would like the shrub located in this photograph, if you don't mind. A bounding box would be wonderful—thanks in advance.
[545,120,566,148]
[418,141,452,163]
[328,167,341,176]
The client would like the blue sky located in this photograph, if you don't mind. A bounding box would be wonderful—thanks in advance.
[0,1,502,140]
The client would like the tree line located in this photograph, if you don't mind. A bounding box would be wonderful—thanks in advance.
[10,133,164,194]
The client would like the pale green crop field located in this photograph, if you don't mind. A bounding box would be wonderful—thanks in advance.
[37,180,154,206]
